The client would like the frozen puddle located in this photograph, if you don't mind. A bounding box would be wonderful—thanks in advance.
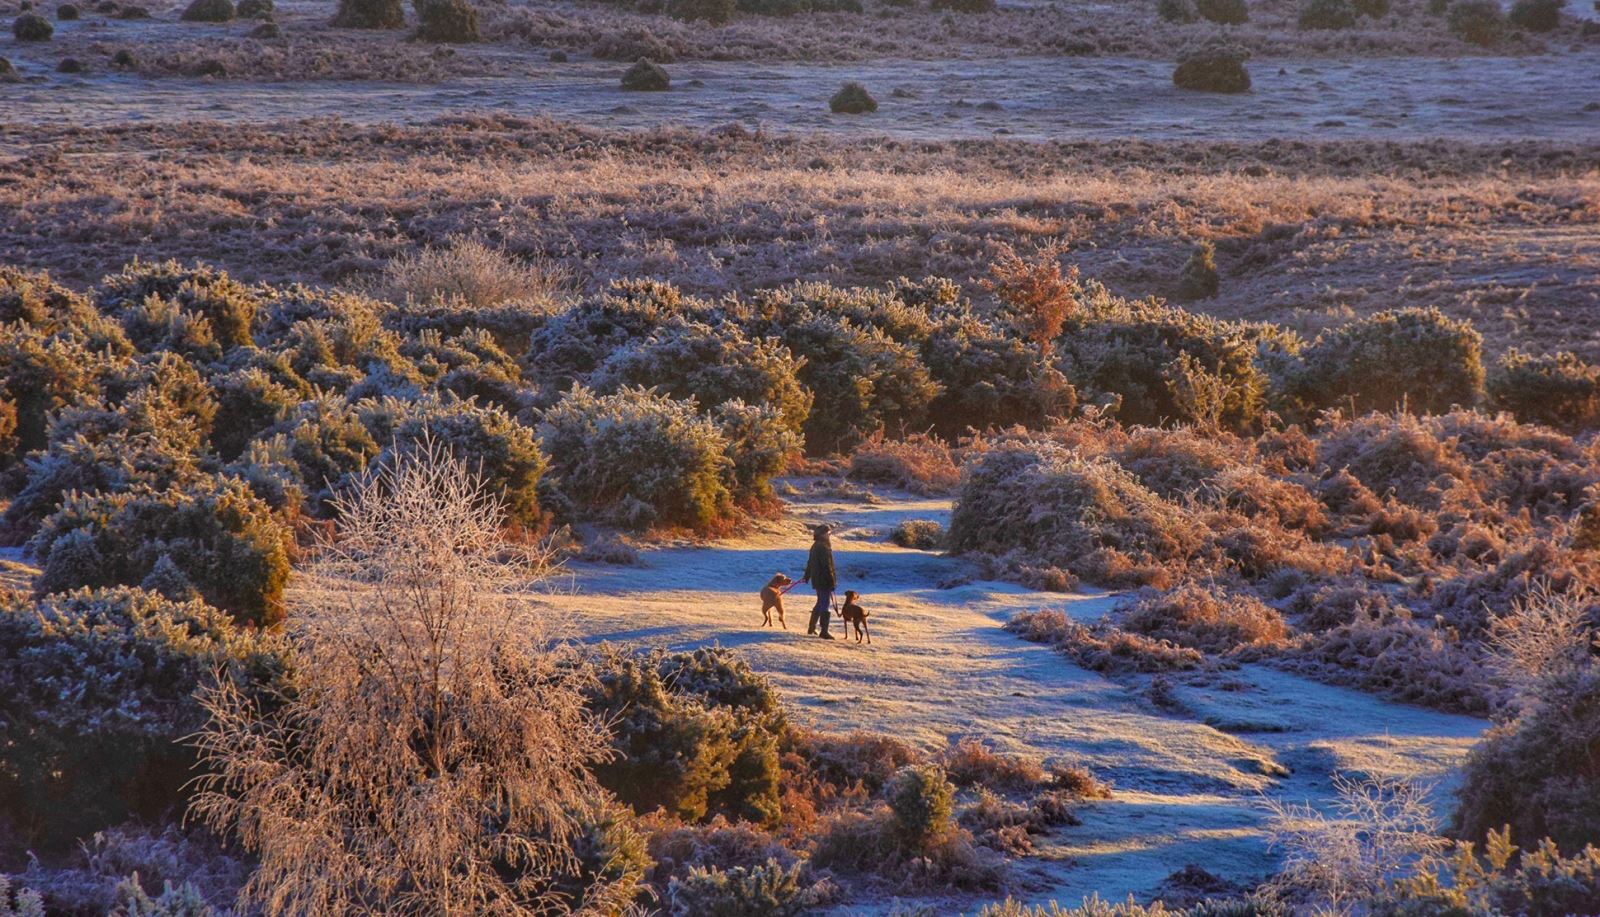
[551,481,1487,911]
[3,51,1599,140]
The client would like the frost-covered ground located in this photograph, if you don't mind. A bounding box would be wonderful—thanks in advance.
[554,479,1488,913]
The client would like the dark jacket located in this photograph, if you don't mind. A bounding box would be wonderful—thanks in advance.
[804,538,836,593]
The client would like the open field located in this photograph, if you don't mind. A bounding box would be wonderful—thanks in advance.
[3,120,1599,359]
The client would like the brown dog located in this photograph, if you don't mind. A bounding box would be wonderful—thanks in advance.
[839,590,870,644]
[760,573,793,628]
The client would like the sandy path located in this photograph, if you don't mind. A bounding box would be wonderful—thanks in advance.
[554,480,1487,912]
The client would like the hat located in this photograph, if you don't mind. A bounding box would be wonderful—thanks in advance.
[813,524,832,536]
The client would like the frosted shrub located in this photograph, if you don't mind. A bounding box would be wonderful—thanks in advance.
[0,587,289,854]
[97,261,262,352]
[668,860,809,916]
[206,366,299,460]
[375,238,567,310]
[582,645,785,826]
[1115,582,1289,656]
[1006,609,1204,673]
[949,438,1204,586]
[402,327,524,408]
[1055,293,1270,430]
[191,442,626,915]
[775,312,938,453]
[891,519,945,549]
[921,310,1074,435]
[848,432,961,495]
[540,385,734,531]
[240,395,379,514]
[1447,0,1504,44]
[1285,307,1483,416]
[1265,774,1448,913]
[522,279,712,397]
[714,399,802,507]
[367,395,547,528]
[30,475,291,628]
[588,318,812,437]
[1487,349,1600,432]
[0,431,201,543]
[0,327,111,458]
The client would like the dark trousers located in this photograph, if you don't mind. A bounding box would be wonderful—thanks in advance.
[809,590,834,635]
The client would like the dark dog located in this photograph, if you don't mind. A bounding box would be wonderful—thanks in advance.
[839,589,870,644]
[760,573,794,628]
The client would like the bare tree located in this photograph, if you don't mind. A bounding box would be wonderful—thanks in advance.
[1264,774,1448,916]
[1487,581,1597,711]
[190,439,625,916]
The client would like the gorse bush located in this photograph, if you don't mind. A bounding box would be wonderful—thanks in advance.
[331,0,404,27]
[1447,0,1505,44]
[1508,0,1562,30]
[539,385,735,531]
[1487,349,1600,432]
[0,587,290,854]
[411,0,477,41]
[29,475,292,628]
[1194,0,1246,23]
[1056,290,1270,429]
[1283,307,1483,416]
[848,432,961,494]
[587,318,812,438]
[1298,0,1356,28]
[668,859,810,916]
[583,645,785,826]
[949,438,1203,587]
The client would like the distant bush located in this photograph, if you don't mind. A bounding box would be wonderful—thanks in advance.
[1508,0,1562,29]
[0,587,290,853]
[540,386,734,532]
[1195,0,1246,23]
[929,0,994,10]
[30,475,292,628]
[848,433,960,495]
[1447,0,1505,44]
[179,0,233,20]
[411,0,476,40]
[1174,242,1220,301]
[57,2,81,17]
[829,81,877,114]
[330,0,404,27]
[1172,45,1251,93]
[236,0,271,16]
[668,860,810,917]
[622,58,672,91]
[1157,0,1199,22]
[12,11,53,38]
[668,0,735,22]
[1116,582,1289,656]
[891,519,945,549]
[1298,0,1356,27]
[1286,308,1483,416]
[949,438,1204,587]
[1487,349,1600,432]
[1351,0,1389,16]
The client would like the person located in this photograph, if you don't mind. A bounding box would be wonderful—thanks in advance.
[801,523,837,639]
